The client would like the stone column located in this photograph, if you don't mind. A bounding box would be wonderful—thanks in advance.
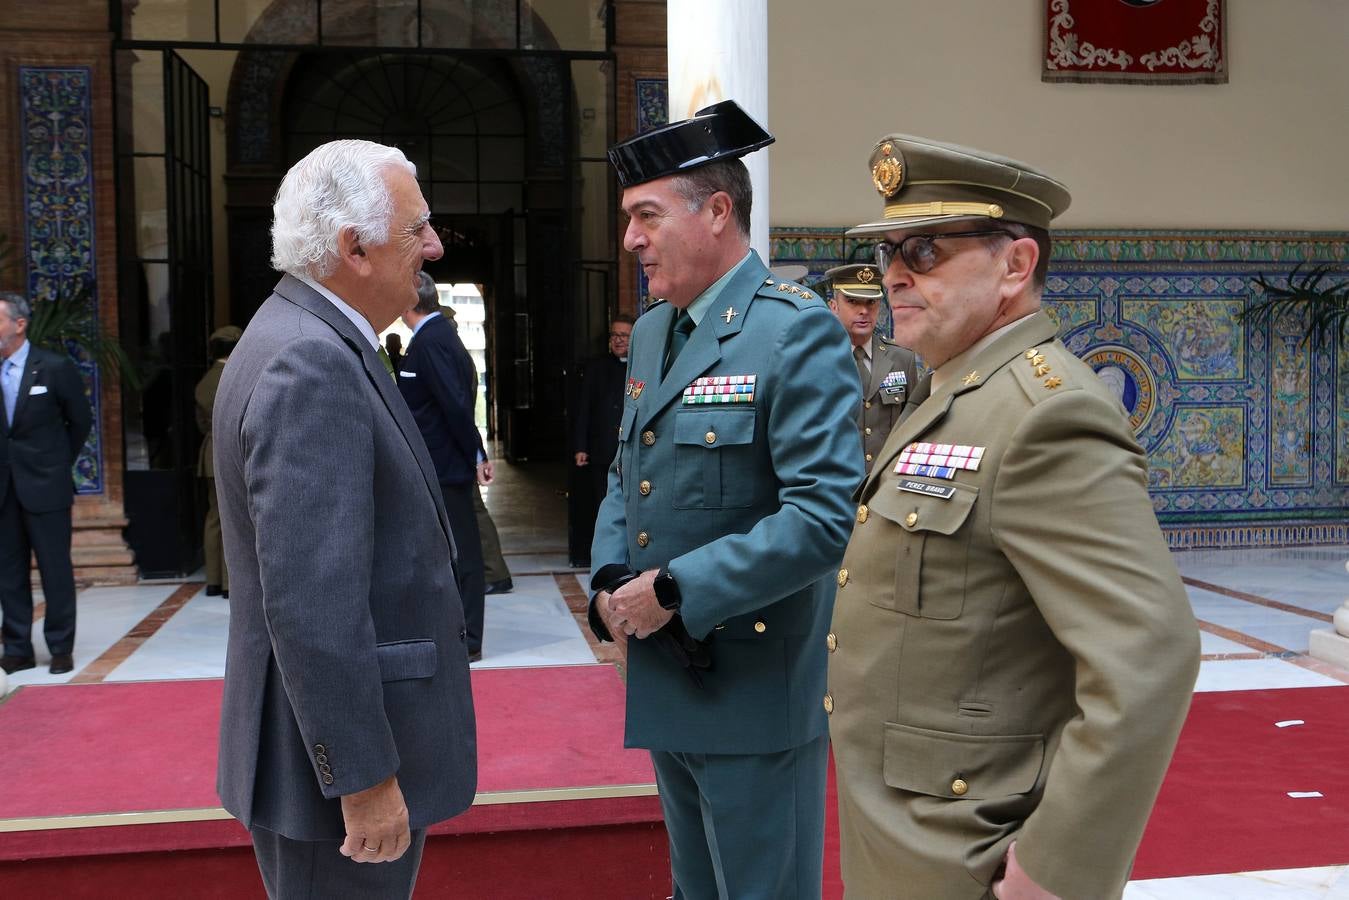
[2,12,137,585]
[1308,560,1349,671]
[667,0,770,259]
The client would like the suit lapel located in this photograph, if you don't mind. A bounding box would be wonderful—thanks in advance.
[273,276,453,540]
[11,347,41,431]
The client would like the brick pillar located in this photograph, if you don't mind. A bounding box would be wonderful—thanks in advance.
[1,14,137,585]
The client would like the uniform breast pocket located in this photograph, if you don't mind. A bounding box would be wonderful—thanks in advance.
[866,480,978,619]
[672,410,757,509]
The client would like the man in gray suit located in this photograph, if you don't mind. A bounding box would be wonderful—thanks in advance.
[213,140,477,899]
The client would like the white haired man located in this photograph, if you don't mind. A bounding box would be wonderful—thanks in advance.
[212,140,477,898]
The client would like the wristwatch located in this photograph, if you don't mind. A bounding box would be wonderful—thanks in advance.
[654,566,682,612]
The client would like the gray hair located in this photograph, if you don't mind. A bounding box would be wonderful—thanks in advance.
[0,291,30,321]
[271,140,417,280]
[411,270,440,314]
[670,158,753,238]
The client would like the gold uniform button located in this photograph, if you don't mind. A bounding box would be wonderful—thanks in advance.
[823,693,834,714]
[826,632,837,652]
[705,431,716,444]
[951,778,969,796]
[754,620,767,634]
[865,453,873,463]
[837,568,849,588]
[904,512,918,527]
[864,426,873,436]
[637,531,650,547]
[642,430,655,446]
[639,480,652,496]
[856,505,869,524]
[864,400,872,409]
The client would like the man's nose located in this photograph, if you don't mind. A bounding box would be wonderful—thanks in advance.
[423,227,444,262]
[623,221,645,253]
[883,258,914,294]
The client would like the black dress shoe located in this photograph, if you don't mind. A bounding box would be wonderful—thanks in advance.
[1,655,35,674]
[49,654,74,675]
[468,650,483,663]
[204,584,222,597]
[222,590,229,599]
[484,578,513,595]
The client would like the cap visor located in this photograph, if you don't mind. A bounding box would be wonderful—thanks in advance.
[846,213,987,238]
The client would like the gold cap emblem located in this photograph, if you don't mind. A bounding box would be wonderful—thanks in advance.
[872,156,903,198]
[857,268,875,283]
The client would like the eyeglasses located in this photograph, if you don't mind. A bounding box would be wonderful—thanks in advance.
[609,332,631,340]
[875,230,1012,275]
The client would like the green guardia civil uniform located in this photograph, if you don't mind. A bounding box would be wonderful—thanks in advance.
[828,135,1201,900]
[196,325,240,593]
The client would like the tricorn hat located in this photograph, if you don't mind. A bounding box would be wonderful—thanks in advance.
[849,135,1071,237]
[608,100,774,189]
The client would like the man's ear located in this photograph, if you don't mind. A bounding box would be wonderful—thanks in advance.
[706,191,734,237]
[336,226,370,275]
[999,236,1038,299]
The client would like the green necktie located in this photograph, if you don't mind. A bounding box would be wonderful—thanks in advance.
[377,346,396,382]
[663,311,695,377]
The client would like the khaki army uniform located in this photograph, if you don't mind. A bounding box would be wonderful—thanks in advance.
[857,332,919,473]
[829,312,1199,899]
[195,357,228,592]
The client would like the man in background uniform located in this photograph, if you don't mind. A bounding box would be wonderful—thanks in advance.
[569,314,633,567]
[825,263,919,474]
[828,135,1200,900]
[196,324,240,599]
[590,100,862,898]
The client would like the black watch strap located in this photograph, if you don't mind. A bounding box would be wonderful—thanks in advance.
[654,566,682,611]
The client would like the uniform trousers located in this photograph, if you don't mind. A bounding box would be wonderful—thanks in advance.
[651,732,829,900]
[203,476,228,591]
[441,481,484,654]
[0,481,77,658]
[251,826,427,900]
[472,485,510,585]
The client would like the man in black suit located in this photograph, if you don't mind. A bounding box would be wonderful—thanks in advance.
[399,273,487,662]
[0,292,93,675]
[569,315,632,567]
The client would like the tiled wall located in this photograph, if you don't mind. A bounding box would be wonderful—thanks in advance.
[771,228,1349,548]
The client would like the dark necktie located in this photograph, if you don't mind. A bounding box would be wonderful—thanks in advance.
[853,345,869,387]
[663,311,695,377]
[377,346,396,382]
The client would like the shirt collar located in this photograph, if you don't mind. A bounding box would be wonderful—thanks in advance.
[931,314,1030,394]
[411,310,441,337]
[298,276,380,351]
[4,339,30,373]
[683,250,753,325]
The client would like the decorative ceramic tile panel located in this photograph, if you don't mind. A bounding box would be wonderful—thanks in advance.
[770,228,1349,546]
[20,66,103,495]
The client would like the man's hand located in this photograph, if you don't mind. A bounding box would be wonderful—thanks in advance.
[339,775,411,864]
[574,451,589,466]
[609,569,674,639]
[991,842,1059,900]
[595,590,629,661]
[476,460,495,485]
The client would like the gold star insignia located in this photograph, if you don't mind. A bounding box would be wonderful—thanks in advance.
[1031,354,1046,366]
[801,290,813,300]
[1044,376,1062,389]
[1025,348,1039,360]
[777,284,790,292]
[962,371,980,386]
[1034,364,1052,377]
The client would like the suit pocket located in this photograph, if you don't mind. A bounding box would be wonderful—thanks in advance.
[672,409,757,509]
[882,722,1044,800]
[375,639,438,682]
[867,481,977,619]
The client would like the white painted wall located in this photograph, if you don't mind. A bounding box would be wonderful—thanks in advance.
[768,0,1349,230]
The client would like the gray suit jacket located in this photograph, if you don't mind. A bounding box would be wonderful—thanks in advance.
[213,274,477,840]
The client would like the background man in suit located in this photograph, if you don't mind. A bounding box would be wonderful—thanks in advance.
[569,314,632,567]
[194,324,240,599]
[590,101,862,898]
[825,263,920,473]
[829,135,1200,900]
[400,271,488,662]
[384,332,404,372]
[0,291,92,676]
[213,140,476,899]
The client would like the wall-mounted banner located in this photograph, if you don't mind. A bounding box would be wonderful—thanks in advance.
[1044,0,1227,85]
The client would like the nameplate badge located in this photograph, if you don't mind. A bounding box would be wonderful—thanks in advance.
[897,479,956,499]
[683,374,756,405]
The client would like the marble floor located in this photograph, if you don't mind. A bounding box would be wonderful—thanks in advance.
[3,454,1348,896]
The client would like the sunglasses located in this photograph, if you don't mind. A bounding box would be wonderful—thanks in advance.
[875,230,1012,275]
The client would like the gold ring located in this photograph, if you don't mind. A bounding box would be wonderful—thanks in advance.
[363,843,379,853]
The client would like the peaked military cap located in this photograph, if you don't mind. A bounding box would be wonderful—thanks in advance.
[849,135,1071,237]
[608,99,774,188]
[210,325,242,343]
[825,263,884,301]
